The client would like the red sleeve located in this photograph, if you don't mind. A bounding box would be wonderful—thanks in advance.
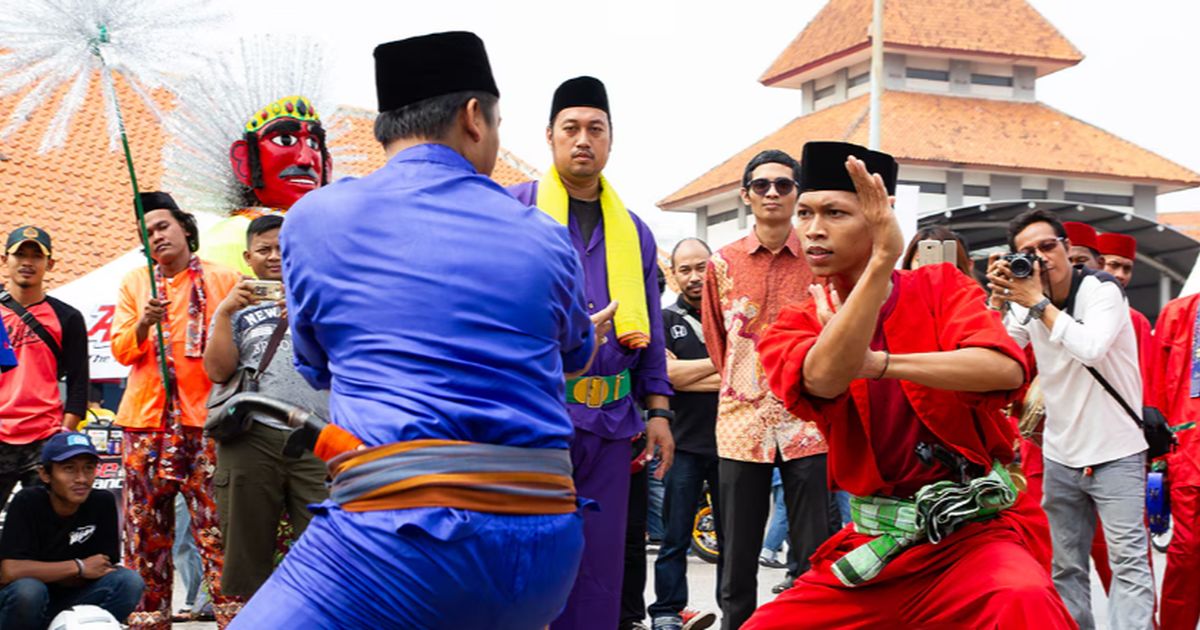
[1152,301,1184,413]
[700,260,726,378]
[758,301,844,436]
[929,264,1029,407]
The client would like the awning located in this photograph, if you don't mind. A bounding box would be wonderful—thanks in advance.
[920,200,1199,323]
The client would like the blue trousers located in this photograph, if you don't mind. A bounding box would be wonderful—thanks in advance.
[232,506,584,630]
[0,568,144,629]
[649,450,721,620]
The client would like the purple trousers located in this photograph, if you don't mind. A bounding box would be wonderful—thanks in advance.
[552,429,632,630]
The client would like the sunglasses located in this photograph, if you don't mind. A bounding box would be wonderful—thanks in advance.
[1018,237,1064,256]
[747,178,798,197]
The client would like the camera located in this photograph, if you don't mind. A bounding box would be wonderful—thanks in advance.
[1002,253,1039,279]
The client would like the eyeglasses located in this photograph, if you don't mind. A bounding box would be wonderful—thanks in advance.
[747,178,798,197]
[1018,237,1064,256]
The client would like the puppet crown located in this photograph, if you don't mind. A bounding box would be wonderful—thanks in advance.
[244,95,320,133]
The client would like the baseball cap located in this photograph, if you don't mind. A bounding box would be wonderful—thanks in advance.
[41,432,100,466]
[5,225,52,256]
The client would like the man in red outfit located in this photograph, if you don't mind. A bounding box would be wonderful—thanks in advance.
[1095,232,1153,400]
[745,141,1073,629]
[1154,290,1200,630]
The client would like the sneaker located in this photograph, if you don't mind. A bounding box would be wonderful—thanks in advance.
[681,608,717,630]
[771,574,797,594]
[758,551,786,569]
[651,616,683,630]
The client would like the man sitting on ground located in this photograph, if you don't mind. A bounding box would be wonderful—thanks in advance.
[0,432,144,629]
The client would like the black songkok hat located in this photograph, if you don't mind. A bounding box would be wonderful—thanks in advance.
[550,76,609,124]
[373,31,500,113]
[137,191,179,213]
[799,141,899,195]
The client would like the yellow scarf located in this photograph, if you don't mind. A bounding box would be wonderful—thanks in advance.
[536,166,650,349]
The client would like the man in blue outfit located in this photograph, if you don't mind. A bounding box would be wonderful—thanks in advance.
[230,31,610,629]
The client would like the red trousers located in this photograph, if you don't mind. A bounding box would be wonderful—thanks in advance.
[1161,461,1200,629]
[122,429,243,629]
[743,510,1075,629]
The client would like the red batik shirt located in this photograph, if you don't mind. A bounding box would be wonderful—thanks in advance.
[701,229,826,463]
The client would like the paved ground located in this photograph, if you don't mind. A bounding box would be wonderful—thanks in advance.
[170,547,1168,629]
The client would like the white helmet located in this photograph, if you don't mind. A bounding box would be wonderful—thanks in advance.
[47,605,122,630]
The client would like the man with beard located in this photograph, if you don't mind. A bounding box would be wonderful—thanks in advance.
[648,237,720,630]
[508,76,674,630]
[197,95,332,276]
[746,142,1070,629]
[111,192,241,629]
[0,226,88,513]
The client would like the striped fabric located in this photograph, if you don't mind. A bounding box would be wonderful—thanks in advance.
[832,461,1020,586]
[328,439,577,515]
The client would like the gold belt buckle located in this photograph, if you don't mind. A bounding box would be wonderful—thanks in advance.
[571,377,606,409]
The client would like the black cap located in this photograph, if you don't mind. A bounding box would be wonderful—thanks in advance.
[41,432,100,466]
[373,31,500,113]
[550,76,609,124]
[137,191,180,213]
[799,141,898,195]
[5,225,51,256]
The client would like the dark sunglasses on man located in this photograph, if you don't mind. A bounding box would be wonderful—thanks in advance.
[746,178,798,197]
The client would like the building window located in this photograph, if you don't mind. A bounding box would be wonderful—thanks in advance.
[1064,192,1134,207]
[897,180,946,194]
[706,208,738,226]
[906,68,949,82]
[848,72,870,88]
[963,185,991,197]
[814,85,836,100]
[971,74,1014,87]
[1022,189,1048,200]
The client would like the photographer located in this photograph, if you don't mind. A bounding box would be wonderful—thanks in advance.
[987,209,1152,629]
[203,215,328,600]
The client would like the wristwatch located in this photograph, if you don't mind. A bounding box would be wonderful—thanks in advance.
[646,408,675,423]
[1024,297,1051,324]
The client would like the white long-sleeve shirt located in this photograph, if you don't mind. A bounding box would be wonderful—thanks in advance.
[1004,268,1147,467]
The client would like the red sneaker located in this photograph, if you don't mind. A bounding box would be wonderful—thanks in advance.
[681,608,717,630]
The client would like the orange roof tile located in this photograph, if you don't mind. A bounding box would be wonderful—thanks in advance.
[328,106,540,186]
[1159,212,1200,242]
[0,93,535,288]
[660,91,1200,209]
[761,0,1083,87]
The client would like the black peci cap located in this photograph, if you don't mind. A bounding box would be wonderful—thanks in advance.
[799,141,898,195]
[373,31,500,113]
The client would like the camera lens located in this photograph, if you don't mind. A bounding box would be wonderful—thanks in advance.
[1010,257,1033,278]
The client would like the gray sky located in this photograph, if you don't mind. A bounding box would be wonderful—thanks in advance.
[232,0,1200,246]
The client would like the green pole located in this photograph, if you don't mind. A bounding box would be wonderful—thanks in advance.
[93,26,172,395]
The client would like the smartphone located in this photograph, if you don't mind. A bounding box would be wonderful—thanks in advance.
[915,240,958,269]
[246,280,284,302]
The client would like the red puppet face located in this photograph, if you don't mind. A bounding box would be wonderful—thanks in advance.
[230,96,331,210]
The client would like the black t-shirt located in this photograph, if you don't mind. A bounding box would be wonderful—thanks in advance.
[0,486,120,564]
[569,197,602,245]
[663,297,718,457]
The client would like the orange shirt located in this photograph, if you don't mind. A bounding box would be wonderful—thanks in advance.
[112,260,240,431]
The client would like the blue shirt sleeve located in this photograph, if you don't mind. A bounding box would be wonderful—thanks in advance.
[559,244,594,374]
[281,201,332,391]
[0,317,15,372]
[629,217,673,401]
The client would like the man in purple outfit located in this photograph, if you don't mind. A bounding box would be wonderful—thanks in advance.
[509,76,675,630]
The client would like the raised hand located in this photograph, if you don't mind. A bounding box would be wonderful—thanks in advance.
[846,156,903,269]
[809,283,842,326]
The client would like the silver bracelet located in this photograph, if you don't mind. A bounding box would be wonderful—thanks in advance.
[73,558,84,577]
